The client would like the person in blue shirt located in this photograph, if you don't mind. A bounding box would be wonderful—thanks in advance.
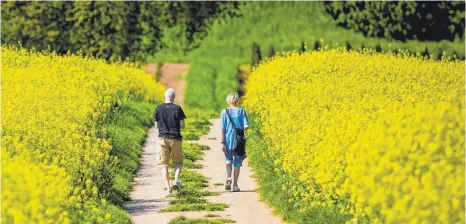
[220,92,249,192]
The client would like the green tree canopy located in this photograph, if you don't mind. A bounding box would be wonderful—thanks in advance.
[1,1,241,61]
[322,1,465,42]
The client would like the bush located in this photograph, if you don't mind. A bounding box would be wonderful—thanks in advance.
[244,48,464,223]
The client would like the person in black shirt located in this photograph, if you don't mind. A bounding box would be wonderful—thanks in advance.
[153,88,186,194]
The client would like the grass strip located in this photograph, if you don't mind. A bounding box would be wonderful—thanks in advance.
[164,109,230,224]
[204,214,221,218]
[169,216,236,224]
[162,160,227,213]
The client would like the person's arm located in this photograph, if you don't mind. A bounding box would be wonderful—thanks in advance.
[221,130,225,143]
[243,109,250,131]
[180,119,185,129]
[179,107,187,129]
[220,110,227,153]
[153,106,159,129]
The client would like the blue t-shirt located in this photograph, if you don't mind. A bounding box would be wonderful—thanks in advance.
[220,107,249,151]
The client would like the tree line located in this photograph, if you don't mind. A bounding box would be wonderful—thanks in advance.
[1,1,241,61]
[322,1,465,42]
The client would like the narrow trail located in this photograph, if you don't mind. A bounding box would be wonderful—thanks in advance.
[124,120,282,224]
[190,119,283,224]
[124,64,282,223]
[158,64,189,107]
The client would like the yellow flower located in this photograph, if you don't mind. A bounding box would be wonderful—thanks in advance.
[1,46,164,223]
[245,48,464,223]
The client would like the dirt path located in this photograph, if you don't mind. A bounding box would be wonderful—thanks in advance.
[124,119,282,224]
[193,119,283,224]
[125,63,281,223]
[158,64,189,107]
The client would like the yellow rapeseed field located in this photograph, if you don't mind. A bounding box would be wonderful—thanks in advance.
[244,48,465,223]
[1,46,164,223]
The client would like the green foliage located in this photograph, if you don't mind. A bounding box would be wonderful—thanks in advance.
[182,108,216,140]
[162,203,228,212]
[1,2,241,61]
[184,62,219,110]
[299,40,307,53]
[251,41,262,67]
[268,46,276,58]
[75,203,130,224]
[100,100,156,207]
[1,2,73,53]
[247,119,352,224]
[183,2,464,111]
[322,1,465,41]
[67,100,156,223]
[153,2,244,62]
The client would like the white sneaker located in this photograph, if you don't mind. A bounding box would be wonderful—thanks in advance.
[166,187,172,195]
[232,184,240,192]
[225,178,232,191]
[172,182,182,191]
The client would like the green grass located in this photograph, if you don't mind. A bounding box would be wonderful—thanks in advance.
[101,101,156,206]
[205,214,222,218]
[169,216,236,224]
[247,118,352,224]
[162,165,227,213]
[182,108,217,140]
[72,96,216,222]
[162,203,229,212]
[179,2,464,111]
[73,100,158,223]
[164,129,228,215]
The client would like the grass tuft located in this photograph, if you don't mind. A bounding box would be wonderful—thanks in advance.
[204,214,221,218]
[169,216,236,224]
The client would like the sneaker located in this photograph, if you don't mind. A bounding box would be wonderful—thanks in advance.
[232,184,240,192]
[171,182,182,191]
[225,178,232,191]
[166,187,172,195]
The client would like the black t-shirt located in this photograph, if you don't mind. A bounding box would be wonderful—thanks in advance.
[153,103,186,140]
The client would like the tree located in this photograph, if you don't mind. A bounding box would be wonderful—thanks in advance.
[1,2,73,53]
[252,41,262,67]
[268,46,276,58]
[300,40,307,53]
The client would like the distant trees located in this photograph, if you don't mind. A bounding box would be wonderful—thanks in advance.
[1,1,242,61]
[322,1,465,42]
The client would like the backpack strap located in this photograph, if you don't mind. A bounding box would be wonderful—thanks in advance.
[225,108,238,129]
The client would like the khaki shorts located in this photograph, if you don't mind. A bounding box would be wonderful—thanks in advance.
[158,138,183,167]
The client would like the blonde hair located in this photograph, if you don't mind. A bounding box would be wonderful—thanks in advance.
[226,92,240,106]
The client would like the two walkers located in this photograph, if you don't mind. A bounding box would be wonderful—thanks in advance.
[154,89,249,194]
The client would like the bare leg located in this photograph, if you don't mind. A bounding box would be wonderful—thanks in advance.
[226,163,232,179]
[162,166,170,190]
[174,163,182,184]
[233,167,240,185]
